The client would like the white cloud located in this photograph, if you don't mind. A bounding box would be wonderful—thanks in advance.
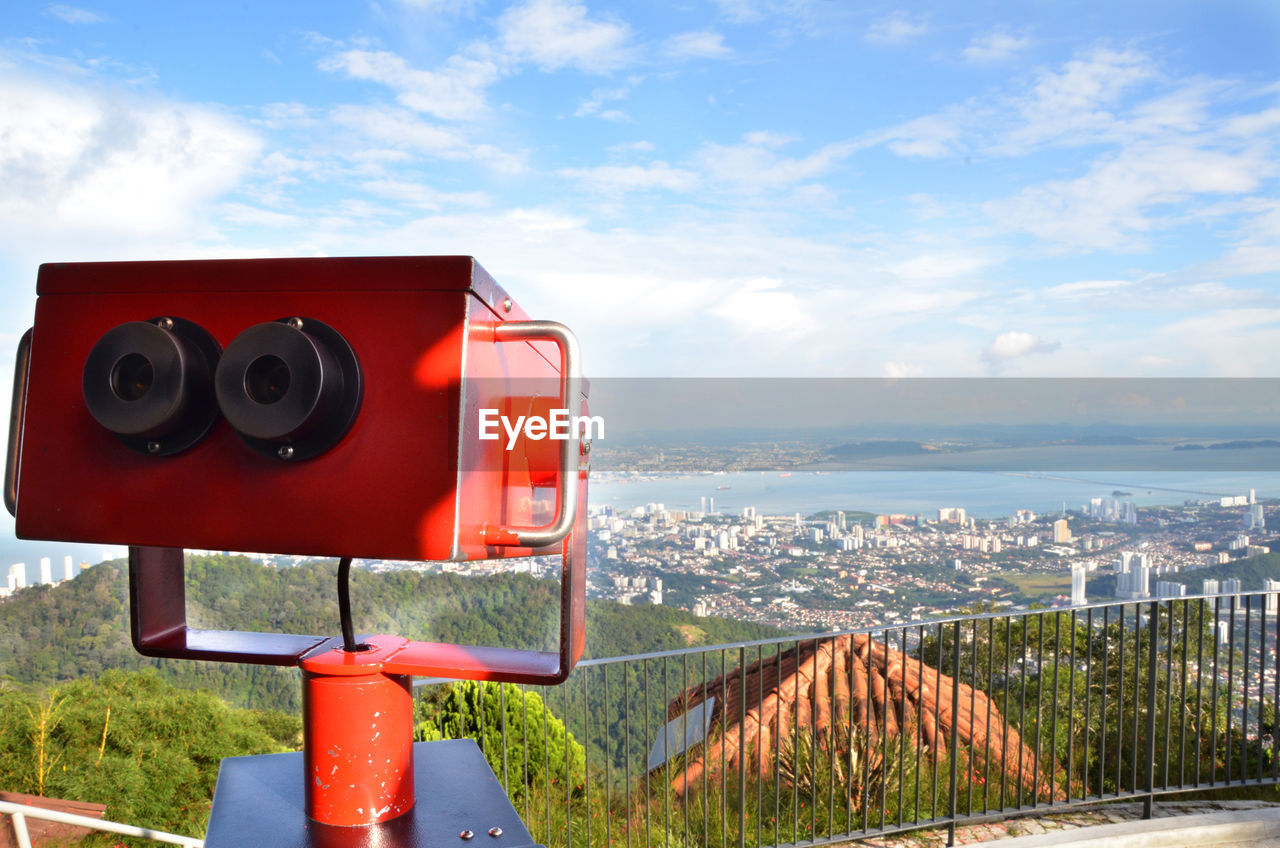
[360,179,491,210]
[45,5,106,24]
[987,142,1273,252]
[327,104,525,172]
[1149,309,1280,376]
[557,162,699,193]
[696,133,859,190]
[217,203,303,228]
[962,26,1031,63]
[711,0,815,27]
[497,0,633,74]
[665,31,733,60]
[713,0,767,23]
[878,110,969,158]
[867,45,1168,161]
[258,101,321,129]
[329,103,469,154]
[609,140,654,154]
[1221,106,1280,138]
[711,277,814,340]
[983,331,1058,362]
[0,74,259,253]
[865,11,927,45]
[1203,200,1280,276]
[883,361,923,378]
[320,49,499,121]
[1043,279,1132,301]
[575,83,632,118]
[884,251,995,282]
[393,0,483,12]
[997,46,1156,153]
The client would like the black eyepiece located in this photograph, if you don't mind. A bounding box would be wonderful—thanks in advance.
[81,318,221,456]
[214,317,362,460]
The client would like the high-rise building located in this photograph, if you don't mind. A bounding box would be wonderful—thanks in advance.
[6,563,25,593]
[1114,551,1150,599]
[1071,563,1087,606]
[1265,579,1280,615]
[1245,503,1265,530]
[39,557,52,585]
[63,555,75,582]
[1053,519,1072,544]
[1156,581,1186,598]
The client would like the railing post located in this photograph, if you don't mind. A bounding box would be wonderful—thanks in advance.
[1143,601,1160,819]
[947,619,961,847]
[12,809,33,848]
[738,646,747,848]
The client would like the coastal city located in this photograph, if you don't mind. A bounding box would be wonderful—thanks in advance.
[5,475,1279,636]
[582,482,1280,631]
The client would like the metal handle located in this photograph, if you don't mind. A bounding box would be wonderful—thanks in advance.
[5,328,32,517]
[486,320,581,548]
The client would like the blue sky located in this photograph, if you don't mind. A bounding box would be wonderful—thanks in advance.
[0,0,1278,383]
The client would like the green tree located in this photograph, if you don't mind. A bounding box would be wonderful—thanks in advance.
[416,681,586,808]
[0,669,297,838]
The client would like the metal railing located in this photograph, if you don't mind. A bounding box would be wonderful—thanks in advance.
[420,592,1280,848]
[0,799,203,848]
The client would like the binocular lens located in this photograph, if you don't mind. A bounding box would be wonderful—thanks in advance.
[215,318,362,460]
[244,355,290,405]
[82,318,221,456]
[111,353,155,402]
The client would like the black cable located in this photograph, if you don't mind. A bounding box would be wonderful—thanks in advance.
[337,556,358,652]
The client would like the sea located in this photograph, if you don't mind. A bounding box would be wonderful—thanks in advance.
[589,469,1280,519]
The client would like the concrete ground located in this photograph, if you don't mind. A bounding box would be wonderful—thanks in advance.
[853,800,1280,848]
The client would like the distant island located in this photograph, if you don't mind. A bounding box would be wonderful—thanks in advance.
[1174,440,1280,451]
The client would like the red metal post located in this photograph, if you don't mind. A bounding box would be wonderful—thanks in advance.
[301,639,417,827]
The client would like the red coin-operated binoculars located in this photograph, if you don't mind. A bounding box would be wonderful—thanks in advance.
[5,256,589,847]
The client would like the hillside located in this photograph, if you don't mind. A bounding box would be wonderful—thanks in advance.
[0,555,779,711]
[1087,550,1280,599]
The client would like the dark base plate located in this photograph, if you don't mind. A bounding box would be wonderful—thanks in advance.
[205,739,539,848]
